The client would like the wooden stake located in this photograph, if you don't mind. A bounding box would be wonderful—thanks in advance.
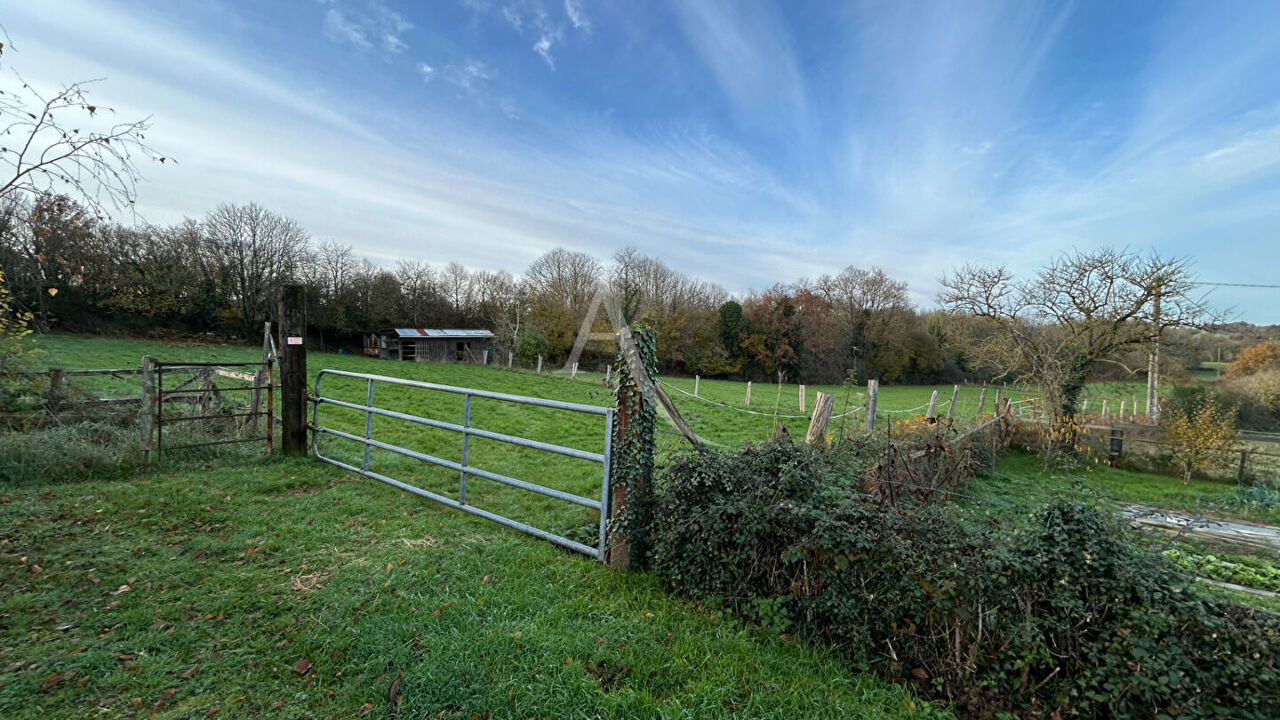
[806,392,835,445]
[799,384,806,412]
[975,386,988,419]
[1102,399,1109,418]
[694,375,700,397]
[537,355,543,373]
[141,356,156,464]
[864,379,878,435]
[926,390,939,419]
[745,381,752,406]
[508,351,513,368]
[947,384,959,420]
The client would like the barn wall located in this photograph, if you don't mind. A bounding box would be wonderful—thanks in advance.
[416,339,453,362]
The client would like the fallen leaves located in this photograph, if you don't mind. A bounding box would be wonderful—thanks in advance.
[292,658,312,675]
[180,665,199,679]
[388,668,403,712]
[109,584,130,595]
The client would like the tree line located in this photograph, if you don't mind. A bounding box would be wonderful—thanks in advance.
[0,194,982,384]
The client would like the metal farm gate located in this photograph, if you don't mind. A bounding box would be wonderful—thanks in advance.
[141,357,275,463]
[308,369,614,559]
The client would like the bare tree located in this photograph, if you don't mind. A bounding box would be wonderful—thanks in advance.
[938,248,1215,423]
[203,203,309,337]
[394,258,440,326]
[0,41,168,218]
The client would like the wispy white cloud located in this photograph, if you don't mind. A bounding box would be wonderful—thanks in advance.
[533,33,556,69]
[323,9,370,49]
[417,62,435,81]
[564,0,589,33]
[322,0,412,53]
[670,0,808,133]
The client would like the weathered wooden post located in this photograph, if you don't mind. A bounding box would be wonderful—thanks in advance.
[864,379,879,435]
[278,284,307,455]
[975,385,988,419]
[926,390,939,419]
[745,381,752,406]
[607,326,658,571]
[806,392,834,445]
[1119,400,1126,420]
[1081,399,1089,415]
[46,367,64,412]
[946,384,959,420]
[571,362,578,379]
[693,375,700,397]
[483,349,489,365]
[1101,399,1109,419]
[799,384,806,412]
[1238,449,1249,482]
[141,356,156,463]
[1108,427,1124,464]
[508,351,513,368]
[537,355,543,373]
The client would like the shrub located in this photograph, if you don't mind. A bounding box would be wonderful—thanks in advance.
[1222,368,1280,430]
[648,440,1280,718]
[1160,388,1238,482]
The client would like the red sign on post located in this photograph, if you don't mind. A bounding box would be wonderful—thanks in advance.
[286,336,303,345]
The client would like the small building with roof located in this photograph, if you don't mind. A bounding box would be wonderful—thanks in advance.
[363,328,496,363]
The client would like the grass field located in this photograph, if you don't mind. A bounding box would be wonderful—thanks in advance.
[5,334,1278,716]
[0,456,945,719]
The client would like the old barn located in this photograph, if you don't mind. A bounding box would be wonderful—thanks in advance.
[363,328,496,363]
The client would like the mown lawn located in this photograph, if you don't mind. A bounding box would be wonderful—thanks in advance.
[0,456,946,720]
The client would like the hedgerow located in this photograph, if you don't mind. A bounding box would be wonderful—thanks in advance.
[647,440,1280,718]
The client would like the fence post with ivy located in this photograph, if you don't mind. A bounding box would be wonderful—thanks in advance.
[607,325,658,570]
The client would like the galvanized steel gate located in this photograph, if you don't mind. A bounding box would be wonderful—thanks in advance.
[309,369,614,559]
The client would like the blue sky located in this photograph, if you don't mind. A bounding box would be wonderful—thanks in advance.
[6,0,1280,321]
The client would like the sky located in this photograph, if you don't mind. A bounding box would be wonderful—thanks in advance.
[4,0,1280,321]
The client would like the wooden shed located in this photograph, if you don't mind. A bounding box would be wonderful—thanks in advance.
[363,328,496,363]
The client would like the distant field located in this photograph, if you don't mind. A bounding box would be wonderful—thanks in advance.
[29,334,1159,448]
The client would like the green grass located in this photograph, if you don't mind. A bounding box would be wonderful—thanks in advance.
[966,451,1280,528]
[3,334,947,718]
[0,457,945,719]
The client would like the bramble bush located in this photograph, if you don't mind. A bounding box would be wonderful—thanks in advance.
[647,440,1280,719]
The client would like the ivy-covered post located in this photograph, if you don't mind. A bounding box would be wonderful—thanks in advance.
[608,325,658,570]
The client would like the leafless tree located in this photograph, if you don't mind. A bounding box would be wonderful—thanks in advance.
[938,248,1216,422]
[0,40,168,218]
[203,203,309,337]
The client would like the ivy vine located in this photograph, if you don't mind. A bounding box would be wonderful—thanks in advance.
[610,324,658,568]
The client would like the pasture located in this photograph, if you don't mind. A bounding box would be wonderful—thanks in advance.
[4,334,1277,718]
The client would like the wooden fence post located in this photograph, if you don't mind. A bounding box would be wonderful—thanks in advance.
[279,284,308,455]
[1108,428,1124,464]
[745,381,752,406]
[508,351,513,368]
[694,375,700,397]
[799,384,806,412]
[975,385,988,420]
[1081,399,1088,415]
[1101,399,1109,419]
[46,367,64,412]
[926,390,939,419]
[141,356,156,464]
[1119,400,1126,420]
[806,391,834,445]
[1238,449,1249,482]
[947,384,959,420]
[865,379,878,435]
[537,355,543,373]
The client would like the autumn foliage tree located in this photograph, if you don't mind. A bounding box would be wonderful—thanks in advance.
[1226,340,1280,378]
[1162,390,1237,483]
